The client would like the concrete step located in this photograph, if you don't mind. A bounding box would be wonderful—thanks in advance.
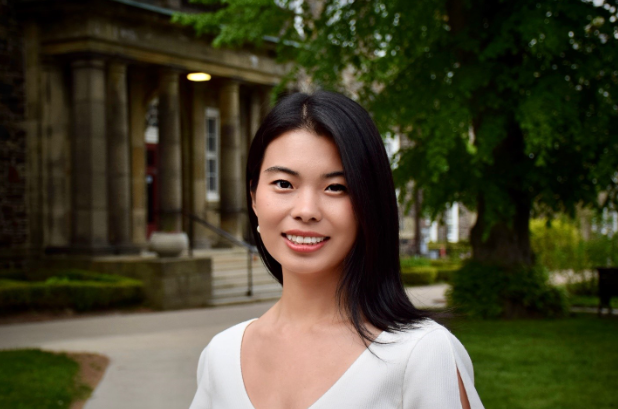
[213,276,278,290]
[197,248,282,305]
[212,282,282,299]
[210,283,282,306]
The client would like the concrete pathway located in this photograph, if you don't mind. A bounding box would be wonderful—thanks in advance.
[0,285,448,409]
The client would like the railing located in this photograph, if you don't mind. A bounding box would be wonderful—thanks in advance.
[172,211,258,297]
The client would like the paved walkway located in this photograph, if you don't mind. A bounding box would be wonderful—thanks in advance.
[0,284,448,409]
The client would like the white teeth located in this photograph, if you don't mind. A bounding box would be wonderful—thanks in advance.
[285,234,326,245]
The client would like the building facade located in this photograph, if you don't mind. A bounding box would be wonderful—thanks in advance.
[1,0,283,265]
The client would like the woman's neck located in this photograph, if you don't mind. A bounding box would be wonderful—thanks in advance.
[271,268,345,330]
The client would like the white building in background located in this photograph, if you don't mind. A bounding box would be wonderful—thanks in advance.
[383,135,474,255]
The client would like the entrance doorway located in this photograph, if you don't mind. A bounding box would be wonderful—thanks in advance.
[145,97,159,238]
[146,143,159,238]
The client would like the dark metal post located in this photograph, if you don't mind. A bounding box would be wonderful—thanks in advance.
[247,250,253,296]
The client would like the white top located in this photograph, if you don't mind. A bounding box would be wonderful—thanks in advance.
[189,318,484,409]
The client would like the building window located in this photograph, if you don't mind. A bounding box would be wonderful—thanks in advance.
[145,98,159,143]
[205,108,220,201]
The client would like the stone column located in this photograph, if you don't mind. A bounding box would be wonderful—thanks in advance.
[219,79,243,239]
[157,69,183,232]
[190,81,210,248]
[71,58,109,253]
[106,61,135,253]
[41,63,70,248]
[249,87,262,143]
[128,67,148,247]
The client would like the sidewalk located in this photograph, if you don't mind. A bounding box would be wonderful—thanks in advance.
[0,285,448,409]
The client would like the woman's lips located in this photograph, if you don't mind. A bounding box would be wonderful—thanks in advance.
[283,234,329,253]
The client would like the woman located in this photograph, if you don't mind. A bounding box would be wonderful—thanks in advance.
[189,91,484,409]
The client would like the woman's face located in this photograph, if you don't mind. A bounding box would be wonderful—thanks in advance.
[251,129,358,279]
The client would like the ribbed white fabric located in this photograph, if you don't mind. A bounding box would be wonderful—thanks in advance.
[189,318,484,409]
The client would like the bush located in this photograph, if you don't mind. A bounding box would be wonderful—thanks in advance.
[447,261,569,319]
[400,257,432,269]
[530,217,618,272]
[401,266,438,286]
[565,276,598,297]
[0,269,144,312]
[428,241,471,260]
[434,263,462,282]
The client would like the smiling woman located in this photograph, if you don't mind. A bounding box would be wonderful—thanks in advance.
[188,91,484,409]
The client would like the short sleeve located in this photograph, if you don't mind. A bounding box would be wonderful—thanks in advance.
[188,345,211,409]
[403,328,484,409]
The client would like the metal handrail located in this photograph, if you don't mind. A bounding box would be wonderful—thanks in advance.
[177,211,258,296]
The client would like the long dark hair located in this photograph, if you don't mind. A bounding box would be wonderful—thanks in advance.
[246,91,430,343]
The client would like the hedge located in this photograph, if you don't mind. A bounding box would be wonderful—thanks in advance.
[0,269,144,312]
[447,261,569,319]
[401,266,438,286]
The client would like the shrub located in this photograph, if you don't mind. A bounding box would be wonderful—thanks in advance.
[400,266,438,286]
[400,257,431,269]
[428,241,471,260]
[433,263,462,282]
[447,261,569,319]
[0,269,144,312]
[530,218,587,272]
[565,276,598,297]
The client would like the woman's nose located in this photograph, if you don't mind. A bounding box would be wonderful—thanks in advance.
[291,189,322,222]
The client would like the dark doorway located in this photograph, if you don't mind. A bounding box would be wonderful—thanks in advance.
[146,143,159,238]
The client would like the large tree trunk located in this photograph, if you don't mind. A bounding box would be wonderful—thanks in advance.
[470,122,534,268]
[470,194,534,267]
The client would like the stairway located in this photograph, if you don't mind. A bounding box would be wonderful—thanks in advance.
[194,248,282,306]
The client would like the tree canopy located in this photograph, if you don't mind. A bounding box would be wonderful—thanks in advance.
[176,0,618,267]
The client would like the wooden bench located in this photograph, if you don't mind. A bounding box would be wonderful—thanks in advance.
[597,267,618,316]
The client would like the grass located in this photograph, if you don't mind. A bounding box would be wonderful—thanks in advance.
[0,349,90,409]
[449,314,618,409]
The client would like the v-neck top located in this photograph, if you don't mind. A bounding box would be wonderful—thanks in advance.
[188,318,484,409]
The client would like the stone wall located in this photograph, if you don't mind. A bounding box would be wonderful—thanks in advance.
[0,0,28,258]
[40,255,213,310]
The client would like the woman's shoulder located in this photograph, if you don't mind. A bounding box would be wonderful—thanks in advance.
[380,318,451,345]
[205,318,256,352]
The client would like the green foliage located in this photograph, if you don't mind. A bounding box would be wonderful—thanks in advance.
[0,349,89,409]
[0,269,144,312]
[530,217,587,271]
[427,241,471,260]
[400,257,461,282]
[432,261,462,282]
[400,266,438,286]
[400,256,431,268]
[531,217,618,271]
[453,315,618,409]
[565,276,598,297]
[177,0,618,232]
[448,261,568,318]
[568,294,618,308]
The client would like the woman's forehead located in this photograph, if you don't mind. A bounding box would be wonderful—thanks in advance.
[260,129,343,174]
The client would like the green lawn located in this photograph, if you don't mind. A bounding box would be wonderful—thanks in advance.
[450,314,618,409]
[0,349,89,409]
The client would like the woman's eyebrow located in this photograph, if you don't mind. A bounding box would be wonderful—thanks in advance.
[263,166,344,179]
[322,171,345,179]
[263,166,299,176]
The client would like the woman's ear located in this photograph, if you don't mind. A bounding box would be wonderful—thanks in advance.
[250,182,257,216]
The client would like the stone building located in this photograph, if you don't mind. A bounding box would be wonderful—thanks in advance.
[1,0,283,266]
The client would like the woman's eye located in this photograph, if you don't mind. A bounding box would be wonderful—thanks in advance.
[273,180,293,189]
[326,184,347,193]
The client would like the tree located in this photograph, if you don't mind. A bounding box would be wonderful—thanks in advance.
[176,0,618,269]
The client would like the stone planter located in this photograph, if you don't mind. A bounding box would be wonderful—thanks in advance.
[149,232,189,258]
